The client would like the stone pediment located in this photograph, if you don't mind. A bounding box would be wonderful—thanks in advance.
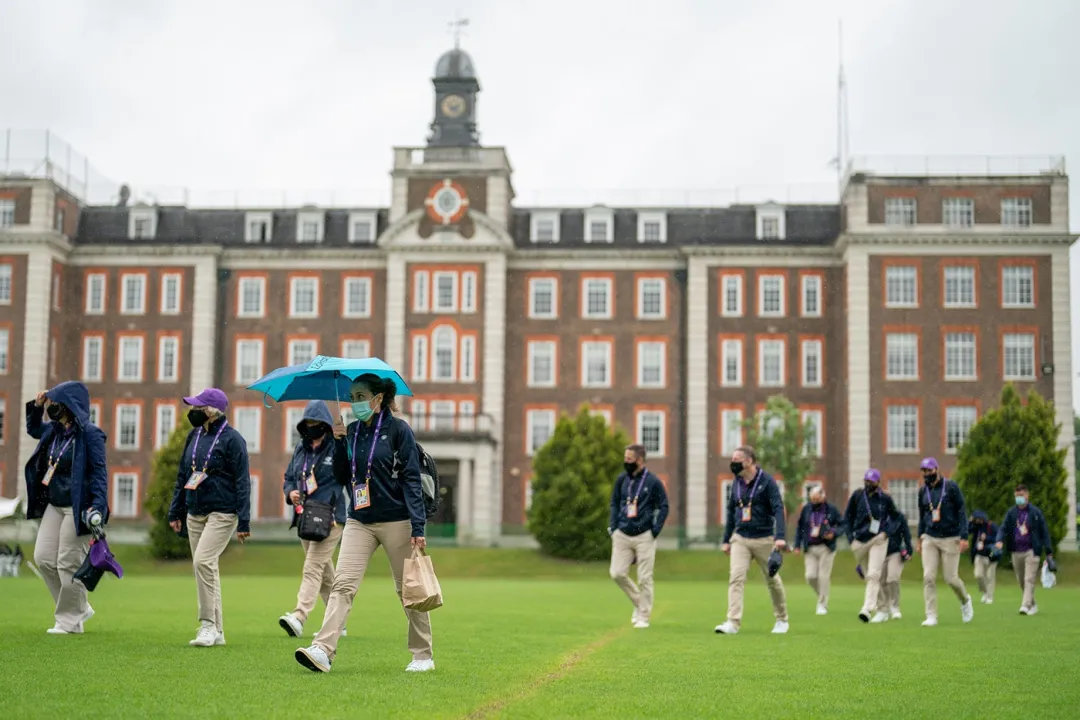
[378,208,514,252]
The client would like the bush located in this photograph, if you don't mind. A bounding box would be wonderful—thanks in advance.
[145,425,192,560]
[527,405,631,561]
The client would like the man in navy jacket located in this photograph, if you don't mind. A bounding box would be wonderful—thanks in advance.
[969,510,999,604]
[793,486,845,615]
[844,469,901,623]
[995,484,1054,615]
[916,457,973,627]
[878,511,913,619]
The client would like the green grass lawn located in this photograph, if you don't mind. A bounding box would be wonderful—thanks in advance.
[3,547,1079,719]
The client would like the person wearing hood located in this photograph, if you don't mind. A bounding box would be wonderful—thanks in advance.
[969,510,999,604]
[844,469,901,623]
[995,484,1053,616]
[167,388,251,648]
[793,486,846,615]
[916,457,973,627]
[278,400,349,638]
[25,381,109,635]
[878,510,913,620]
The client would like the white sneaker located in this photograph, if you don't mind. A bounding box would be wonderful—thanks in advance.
[961,598,974,623]
[921,616,938,627]
[979,593,988,604]
[82,606,95,625]
[771,621,789,634]
[46,624,82,635]
[631,610,641,625]
[295,645,332,673]
[406,658,435,673]
[632,620,649,629]
[890,609,903,620]
[215,632,226,646]
[1019,606,1029,615]
[1027,604,1038,616]
[815,604,828,616]
[870,612,889,624]
[714,621,738,635]
[279,613,303,637]
[190,624,218,647]
[341,628,348,637]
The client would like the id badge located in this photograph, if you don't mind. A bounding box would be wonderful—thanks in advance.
[626,501,638,519]
[810,525,821,538]
[869,519,881,534]
[976,540,984,551]
[741,506,752,523]
[42,465,56,487]
[1019,523,1028,537]
[185,471,207,490]
[353,484,371,510]
[931,508,941,523]
[304,473,318,494]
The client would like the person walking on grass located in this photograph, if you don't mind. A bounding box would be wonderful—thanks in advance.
[295,374,433,675]
[995,484,1054,616]
[714,446,789,636]
[969,510,999,605]
[916,457,973,627]
[278,400,349,638]
[793,486,845,616]
[608,443,669,630]
[25,382,109,635]
[878,510,913,620]
[844,469,901,624]
[167,389,251,648]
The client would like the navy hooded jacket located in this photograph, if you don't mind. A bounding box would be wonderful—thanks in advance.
[844,488,901,544]
[917,477,968,539]
[794,500,846,551]
[968,510,998,561]
[886,512,914,556]
[284,401,348,526]
[24,381,110,537]
[722,468,786,543]
[608,467,669,537]
[996,504,1052,556]
[168,413,252,533]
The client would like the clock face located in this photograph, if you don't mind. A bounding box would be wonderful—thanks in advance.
[440,94,466,118]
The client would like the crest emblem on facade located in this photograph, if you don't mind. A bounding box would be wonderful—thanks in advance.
[425,179,470,225]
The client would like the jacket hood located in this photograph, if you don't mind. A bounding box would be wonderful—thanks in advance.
[971,510,989,523]
[45,381,92,428]
[299,400,335,430]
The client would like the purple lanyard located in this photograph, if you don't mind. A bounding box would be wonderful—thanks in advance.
[190,421,228,473]
[811,507,826,526]
[626,471,649,504]
[862,491,881,520]
[350,411,385,484]
[735,468,761,507]
[924,481,947,510]
[1017,510,1028,528]
[48,434,75,467]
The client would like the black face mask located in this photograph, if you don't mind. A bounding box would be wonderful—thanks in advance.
[730,461,744,475]
[623,462,639,476]
[187,409,209,427]
[46,404,63,421]
[300,424,325,442]
[864,483,877,494]
[923,472,937,484]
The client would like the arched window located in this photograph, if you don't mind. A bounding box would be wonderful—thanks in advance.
[432,326,457,381]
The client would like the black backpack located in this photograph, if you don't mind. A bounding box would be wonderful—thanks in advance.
[389,420,440,519]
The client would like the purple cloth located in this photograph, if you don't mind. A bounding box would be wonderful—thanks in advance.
[88,537,124,578]
[863,468,881,483]
[807,505,828,545]
[1013,510,1033,553]
[183,388,229,413]
[920,457,939,471]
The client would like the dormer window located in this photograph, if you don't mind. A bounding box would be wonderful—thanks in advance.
[129,207,157,240]
[637,211,667,243]
[755,204,785,240]
[584,207,614,243]
[296,210,324,243]
[245,211,273,243]
[530,211,560,243]
[348,211,378,243]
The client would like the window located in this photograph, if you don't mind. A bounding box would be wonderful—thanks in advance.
[0,264,11,304]
[585,209,613,243]
[0,199,14,228]
[411,335,428,381]
[945,405,977,454]
[296,212,324,243]
[155,404,177,449]
[636,410,666,457]
[582,278,613,319]
[343,277,372,318]
[801,409,823,458]
[160,273,182,314]
[120,273,146,314]
[885,333,919,380]
[886,405,919,453]
[943,198,974,227]
[761,217,780,239]
[288,338,318,367]
[0,398,5,444]
[340,338,371,359]
[756,207,785,240]
[235,339,264,384]
[115,404,141,451]
[429,401,455,432]
[526,409,556,455]
[884,197,917,226]
[0,329,7,374]
[636,277,666,319]
[117,336,144,382]
[944,332,977,380]
[720,408,743,456]
[413,271,430,313]
[233,406,262,453]
[84,273,106,314]
[530,212,560,243]
[111,473,138,518]
[1002,333,1036,380]
[460,335,476,382]
[82,335,104,382]
[889,479,919,521]
[720,338,743,387]
[157,335,180,383]
[758,275,785,317]
[636,341,665,388]
[638,212,666,243]
[801,339,823,388]
[410,400,427,431]
[943,266,976,308]
[129,209,156,239]
[720,273,743,317]
[884,265,918,307]
[461,271,477,313]
[433,272,457,312]
[237,276,266,318]
[800,274,822,317]
[581,341,613,388]
[289,277,319,318]
[1001,197,1032,227]
[286,407,306,449]
[528,277,557,319]
[459,400,476,431]
[49,335,58,379]
[87,403,100,427]
[245,212,272,243]
[51,272,61,311]
[758,338,785,387]
[527,340,557,387]
[348,211,377,243]
[249,476,261,520]
[1002,265,1035,308]
[432,326,456,381]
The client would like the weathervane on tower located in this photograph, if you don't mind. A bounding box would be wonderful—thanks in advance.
[448,15,469,49]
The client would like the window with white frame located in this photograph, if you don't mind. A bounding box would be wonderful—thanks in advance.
[889,479,919,521]
[758,339,785,387]
[120,274,146,314]
[429,401,455,432]
[637,212,666,243]
[756,206,785,240]
[249,476,261,520]
[636,277,665,319]
[289,277,319,318]
[886,405,919,453]
[85,273,106,314]
[527,340,556,387]
[234,406,262,453]
[117,336,144,382]
[461,272,477,313]
[943,198,974,227]
[524,478,534,510]
[943,266,976,308]
[158,335,180,382]
[721,274,743,317]
[944,332,977,380]
[530,212,560,243]
[237,276,266,318]
[801,274,822,317]
[636,341,665,388]
[348,211,377,243]
[0,329,8,374]
[343,276,371,318]
[410,400,426,431]
[296,212,324,243]
[129,209,156,239]
[88,403,100,427]
[116,404,140,450]
[758,275,784,317]
[51,272,61,311]
[884,197,917,226]
[411,335,428,381]
[432,326,456,381]
[160,273,182,314]
[340,338,371,359]
[1001,197,1032,227]
[459,400,476,431]
[1002,333,1036,380]
[801,409,823,457]
[885,266,918,307]
[0,199,14,228]
[155,404,177,449]
[460,335,476,382]
[528,277,557,319]
[885,333,919,380]
[286,407,306,449]
[720,338,743,387]
[582,278,612,319]
[585,208,613,243]
[581,341,613,388]
[245,212,272,243]
[82,335,104,382]
[49,335,58,379]
[288,338,318,367]
[944,405,977,454]
[720,409,743,456]
[413,271,430,312]
[636,410,665,457]
[1002,266,1035,308]
[433,272,457,312]
[235,339,264,384]
[801,339,823,388]
[526,409,556,455]
[111,473,138,518]
[0,398,6,444]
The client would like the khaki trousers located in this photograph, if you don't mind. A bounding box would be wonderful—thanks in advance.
[851,533,889,615]
[609,530,657,621]
[727,535,787,629]
[1011,550,1040,610]
[314,519,433,662]
[293,523,344,623]
[33,505,90,632]
[879,552,905,611]
[803,544,835,608]
[974,555,998,601]
[920,535,970,617]
[187,512,238,632]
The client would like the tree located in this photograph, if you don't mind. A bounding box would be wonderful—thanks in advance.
[145,425,193,560]
[741,395,817,535]
[954,384,1068,554]
[527,405,632,561]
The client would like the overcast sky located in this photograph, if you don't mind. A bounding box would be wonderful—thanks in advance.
[4,0,1080,406]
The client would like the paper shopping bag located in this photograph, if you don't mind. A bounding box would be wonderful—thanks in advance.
[401,548,444,612]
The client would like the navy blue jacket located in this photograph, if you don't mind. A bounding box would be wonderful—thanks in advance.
[917,478,968,539]
[996,505,1052,556]
[794,501,846,551]
[608,468,669,537]
[332,410,426,537]
[968,511,998,561]
[168,415,252,533]
[24,381,110,537]
[723,468,786,543]
[887,512,914,556]
[284,401,348,526]
[844,489,901,544]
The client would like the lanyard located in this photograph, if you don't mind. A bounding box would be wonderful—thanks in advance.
[924,480,947,511]
[48,433,76,468]
[735,468,762,507]
[190,421,229,473]
[862,490,881,520]
[301,440,328,477]
[350,411,385,484]
[811,506,826,526]
[626,470,649,504]
[1017,509,1028,528]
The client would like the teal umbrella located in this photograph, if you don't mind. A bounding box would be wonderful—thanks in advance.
[246,355,413,404]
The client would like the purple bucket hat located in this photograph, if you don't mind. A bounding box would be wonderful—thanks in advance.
[920,457,939,471]
[863,468,881,484]
[89,537,124,579]
[183,388,229,413]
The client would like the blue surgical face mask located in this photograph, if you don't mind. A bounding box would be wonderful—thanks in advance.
[351,402,375,422]
[1015,496,1028,507]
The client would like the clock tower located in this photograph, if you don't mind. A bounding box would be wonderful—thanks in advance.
[427,46,481,148]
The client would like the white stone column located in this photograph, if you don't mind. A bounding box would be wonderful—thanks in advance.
[684,257,709,540]
[384,254,407,371]
[472,443,495,544]
[456,457,473,545]
[481,253,507,542]
[844,246,872,494]
[189,256,219,393]
[17,248,54,503]
[1051,246,1076,541]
